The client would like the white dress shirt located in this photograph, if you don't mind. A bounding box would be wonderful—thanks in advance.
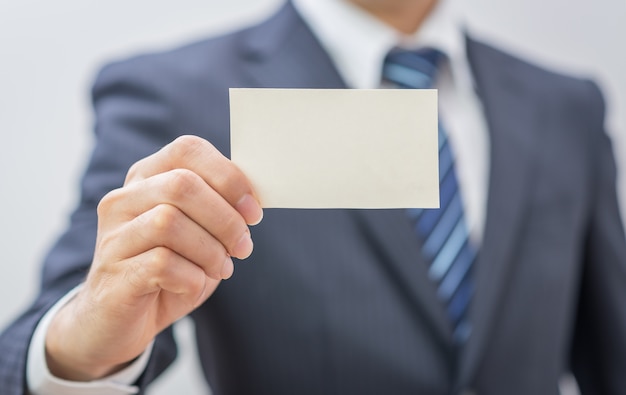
[27,0,490,393]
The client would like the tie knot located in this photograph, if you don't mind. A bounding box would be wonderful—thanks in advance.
[383,48,444,89]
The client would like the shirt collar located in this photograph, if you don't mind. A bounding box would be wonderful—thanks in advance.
[292,0,470,90]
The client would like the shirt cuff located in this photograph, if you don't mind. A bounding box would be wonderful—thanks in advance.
[27,285,154,395]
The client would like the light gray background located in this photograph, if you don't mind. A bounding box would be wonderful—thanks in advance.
[0,0,624,393]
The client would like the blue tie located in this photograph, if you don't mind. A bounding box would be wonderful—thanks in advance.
[383,48,476,343]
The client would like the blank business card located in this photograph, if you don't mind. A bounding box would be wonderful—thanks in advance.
[229,88,439,209]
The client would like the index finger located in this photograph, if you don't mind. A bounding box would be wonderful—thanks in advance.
[125,135,263,225]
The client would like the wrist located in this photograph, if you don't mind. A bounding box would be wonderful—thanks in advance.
[44,298,131,381]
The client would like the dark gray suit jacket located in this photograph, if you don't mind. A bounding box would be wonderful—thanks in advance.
[1,2,625,394]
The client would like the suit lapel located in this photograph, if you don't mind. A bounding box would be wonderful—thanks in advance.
[237,2,454,347]
[237,2,346,89]
[456,38,541,387]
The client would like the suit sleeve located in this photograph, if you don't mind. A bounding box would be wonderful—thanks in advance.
[0,57,185,394]
[570,81,626,393]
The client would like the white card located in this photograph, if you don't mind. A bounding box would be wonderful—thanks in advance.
[230,88,439,209]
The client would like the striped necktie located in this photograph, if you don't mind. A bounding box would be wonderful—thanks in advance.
[383,48,476,343]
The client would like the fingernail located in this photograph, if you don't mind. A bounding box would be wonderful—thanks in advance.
[236,194,263,226]
[221,256,234,280]
[233,231,253,259]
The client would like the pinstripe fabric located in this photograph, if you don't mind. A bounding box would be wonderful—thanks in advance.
[0,314,38,395]
[383,48,476,343]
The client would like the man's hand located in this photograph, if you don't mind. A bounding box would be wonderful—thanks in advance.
[44,136,263,381]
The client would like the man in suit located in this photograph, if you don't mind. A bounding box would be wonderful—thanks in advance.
[1,0,625,394]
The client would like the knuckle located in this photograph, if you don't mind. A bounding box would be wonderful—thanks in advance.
[123,256,150,290]
[125,160,143,184]
[210,164,238,191]
[150,246,174,271]
[94,228,119,255]
[165,168,203,201]
[122,248,168,291]
[146,204,181,239]
[97,188,124,217]
[170,135,209,159]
